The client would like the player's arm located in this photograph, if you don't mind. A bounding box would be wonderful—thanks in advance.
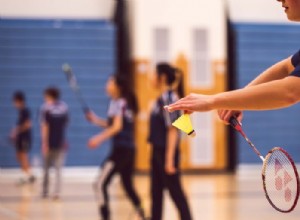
[88,115,122,148]
[165,126,178,174]
[18,120,32,133]
[40,121,49,156]
[246,57,294,87]
[16,110,32,133]
[218,57,294,122]
[85,111,108,128]
[167,76,300,112]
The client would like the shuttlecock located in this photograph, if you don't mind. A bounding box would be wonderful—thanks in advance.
[172,114,196,137]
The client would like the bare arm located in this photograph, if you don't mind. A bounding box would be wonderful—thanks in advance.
[165,126,178,174]
[167,76,300,112]
[246,57,294,87]
[218,57,295,122]
[88,115,122,148]
[41,122,49,155]
[86,111,108,128]
[18,120,31,133]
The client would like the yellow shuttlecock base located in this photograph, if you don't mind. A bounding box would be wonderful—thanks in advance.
[172,114,196,137]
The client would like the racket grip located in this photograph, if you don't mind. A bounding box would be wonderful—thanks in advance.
[229,117,242,131]
[82,106,91,114]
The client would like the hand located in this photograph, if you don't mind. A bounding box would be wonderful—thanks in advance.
[165,93,213,113]
[218,110,243,124]
[85,111,97,123]
[41,143,49,157]
[88,134,104,149]
[9,128,17,141]
[165,158,177,175]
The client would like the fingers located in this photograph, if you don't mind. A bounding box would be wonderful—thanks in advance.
[218,110,243,124]
[165,102,194,112]
[165,95,193,112]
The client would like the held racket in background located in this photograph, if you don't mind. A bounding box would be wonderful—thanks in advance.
[230,117,300,213]
[62,64,90,113]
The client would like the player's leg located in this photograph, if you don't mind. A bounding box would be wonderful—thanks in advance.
[19,140,35,183]
[42,150,53,197]
[118,149,145,218]
[165,173,192,220]
[94,160,117,220]
[15,140,34,185]
[150,148,165,220]
[53,149,65,200]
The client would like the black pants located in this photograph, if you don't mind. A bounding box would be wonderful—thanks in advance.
[151,147,192,220]
[95,147,141,219]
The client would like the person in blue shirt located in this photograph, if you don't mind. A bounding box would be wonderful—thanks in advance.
[166,0,300,124]
[11,91,35,185]
[148,63,192,220]
[40,87,69,200]
[86,74,146,220]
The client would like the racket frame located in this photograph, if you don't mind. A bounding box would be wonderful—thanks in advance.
[230,117,300,213]
[262,147,300,213]
[62,64,90,113]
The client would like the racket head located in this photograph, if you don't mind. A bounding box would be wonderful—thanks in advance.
[62,63,78,90]
[262,147,300,213]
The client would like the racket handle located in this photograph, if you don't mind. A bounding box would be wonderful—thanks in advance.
[82,106,91,114]
[229,117,242,132]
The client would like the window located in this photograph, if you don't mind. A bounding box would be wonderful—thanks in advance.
[191,28,211,87]
[153,28,170,64]
[190,112,214,166]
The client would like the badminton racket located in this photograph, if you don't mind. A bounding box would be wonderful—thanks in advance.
[230,117,300,213]
[62,63,90,113]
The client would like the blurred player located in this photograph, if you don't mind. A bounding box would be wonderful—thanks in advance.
[148,63,192,220]
[86,74,146,220]
[166,0,300,124]
[40,87,69,200]
[11,91,35,185]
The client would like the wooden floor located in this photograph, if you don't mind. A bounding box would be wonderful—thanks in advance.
[0,167,299,220]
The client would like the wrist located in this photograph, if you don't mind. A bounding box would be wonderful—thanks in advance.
[207,94,218,110]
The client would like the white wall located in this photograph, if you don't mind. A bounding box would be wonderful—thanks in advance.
[0,0,114,19]
[228,0,290,23]
[131,0,227,61]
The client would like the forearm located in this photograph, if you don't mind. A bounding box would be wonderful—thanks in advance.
[95,126,120,143]
[41,123,49,145]
[212,77,300,110]
[166,128,178,163]
[246,57,292,87]
[19,121,31,133]
[93,118,108,128]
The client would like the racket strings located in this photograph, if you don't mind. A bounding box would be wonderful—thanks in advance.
[263,148,299,212]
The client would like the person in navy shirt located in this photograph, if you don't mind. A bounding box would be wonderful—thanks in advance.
[149,63,192,220]
[40,87,69,200]
[11,91,35,185]
[86,74,145,220]
[166,0,300,124]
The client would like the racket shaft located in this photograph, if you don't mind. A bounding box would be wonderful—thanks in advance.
[229,117,265,162]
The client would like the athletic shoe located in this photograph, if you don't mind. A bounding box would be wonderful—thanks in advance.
[53,195,60,201]
[15,178,27,186]
[99,206,110,220]
[135,207,147,220]
[28,175,36,184]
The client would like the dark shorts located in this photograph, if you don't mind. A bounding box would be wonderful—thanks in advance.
[15,138,31,153]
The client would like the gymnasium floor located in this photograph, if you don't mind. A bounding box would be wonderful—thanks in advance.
[0,166,299,220]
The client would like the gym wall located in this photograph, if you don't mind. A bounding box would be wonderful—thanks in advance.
[0,0,116,167]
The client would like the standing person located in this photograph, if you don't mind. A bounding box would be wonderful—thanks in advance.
[166,0,300,124]
[148,63,192,220]
[40,87,69,200]
[86,74,146,220]
[11,91,35,185]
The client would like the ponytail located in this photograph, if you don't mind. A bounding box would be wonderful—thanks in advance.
[174,68,185,98]
[113,73,139,115]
